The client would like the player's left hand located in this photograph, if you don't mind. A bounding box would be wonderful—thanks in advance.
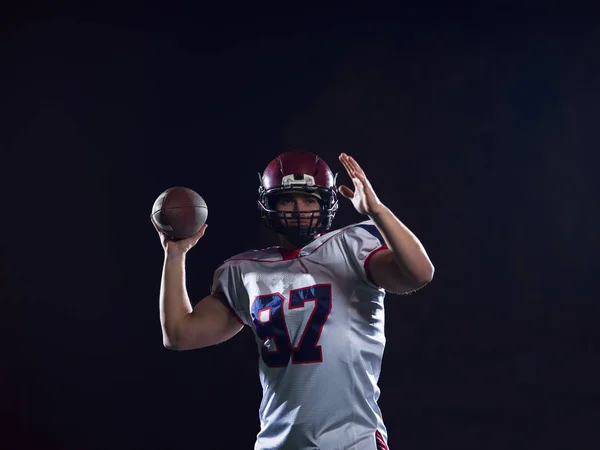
[338,153,386,217]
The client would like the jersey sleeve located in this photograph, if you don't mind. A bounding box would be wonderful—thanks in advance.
[210,262,248,326]
[341,220,389,288]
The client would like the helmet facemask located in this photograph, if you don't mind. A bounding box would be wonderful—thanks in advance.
[258,152,339,246]
[258,174,338,244]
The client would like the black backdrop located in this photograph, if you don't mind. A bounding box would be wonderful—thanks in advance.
[1,4,598,450]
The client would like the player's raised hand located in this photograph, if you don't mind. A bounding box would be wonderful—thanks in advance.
[153,221,208,256]
[338,153,386,217]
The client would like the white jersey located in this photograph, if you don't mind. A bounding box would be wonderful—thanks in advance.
[212,219,390,450]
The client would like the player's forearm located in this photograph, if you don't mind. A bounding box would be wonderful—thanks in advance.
[160,251,193,348]
[369,205,434,284]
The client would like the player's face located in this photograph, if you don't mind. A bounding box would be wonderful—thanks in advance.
[274,193,321,229]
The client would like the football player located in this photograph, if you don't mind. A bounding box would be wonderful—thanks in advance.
[155,151,434,450]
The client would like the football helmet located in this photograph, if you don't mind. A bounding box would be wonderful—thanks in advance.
[258,151,339,243]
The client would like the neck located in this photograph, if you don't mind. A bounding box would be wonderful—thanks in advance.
[278,233,319,250]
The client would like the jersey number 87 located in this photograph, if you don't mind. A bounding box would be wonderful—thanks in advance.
[251,284,333,368]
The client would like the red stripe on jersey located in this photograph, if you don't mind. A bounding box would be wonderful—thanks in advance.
[279,247,302,260]
[225,226,344,263]
[376,430,389,450]
[364,245,389,286]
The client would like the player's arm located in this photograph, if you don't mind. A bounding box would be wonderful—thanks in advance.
[160,251,243,351]
[338,153,434,294]
[154,221,244,351]
[368,207,434,294]
[169,293,243,351]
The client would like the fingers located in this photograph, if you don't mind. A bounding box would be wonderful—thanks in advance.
[338,184,354,199]
[338,153,354,177]
[339,152,359,170]
[183,223,208,247]
[151,219,169,244]
[151,217,208,252]
[193,223,208,241]
[339,153,366,180]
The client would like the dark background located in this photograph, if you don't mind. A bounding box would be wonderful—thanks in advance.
[1,3,598,450]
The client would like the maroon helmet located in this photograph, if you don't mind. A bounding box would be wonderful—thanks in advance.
[258,151,339,240]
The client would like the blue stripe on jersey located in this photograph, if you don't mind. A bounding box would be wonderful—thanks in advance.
[356,224,384,244]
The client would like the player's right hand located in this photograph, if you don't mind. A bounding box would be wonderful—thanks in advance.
[152,222,208,256]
